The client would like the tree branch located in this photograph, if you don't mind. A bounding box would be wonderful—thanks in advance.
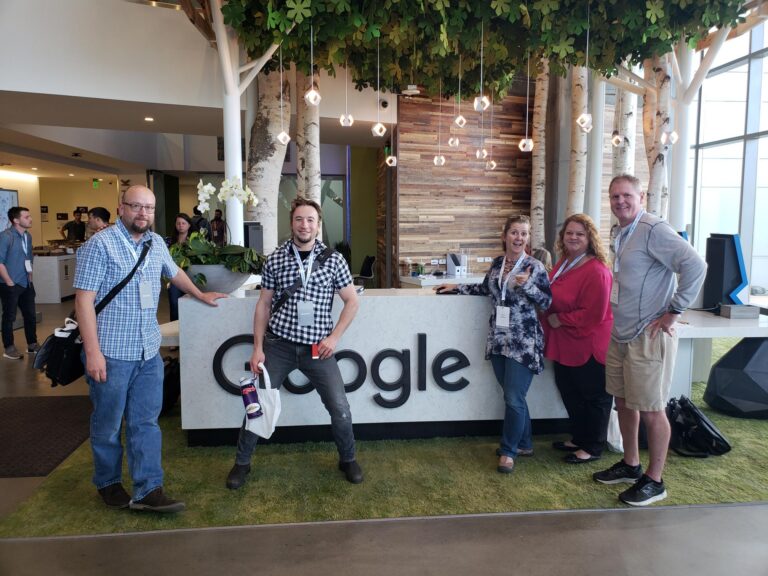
[210,0,237,96]
[683,26,731,105]
[603,75,646,97]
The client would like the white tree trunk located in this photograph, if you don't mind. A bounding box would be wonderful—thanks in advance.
[612,75,637,176]
[567,66,588,216]
[656,55,672,219]
[303,68,322,208]
[530,57,549,249]
[246,72,290,255]
[295,70,307,199]
[644,56,671,216]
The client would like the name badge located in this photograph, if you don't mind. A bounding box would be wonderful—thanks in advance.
[139,280,154,309]
[297,301,315,327]
[610,282,619,305]
[496,306,510,328]
[25,260,33,273]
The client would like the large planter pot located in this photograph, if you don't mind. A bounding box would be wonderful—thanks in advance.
[186,264,251,294]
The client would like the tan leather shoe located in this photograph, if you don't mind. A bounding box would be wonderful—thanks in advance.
[497,455,515,474]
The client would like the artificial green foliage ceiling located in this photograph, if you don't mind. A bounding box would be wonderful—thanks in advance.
[222,0,745,98]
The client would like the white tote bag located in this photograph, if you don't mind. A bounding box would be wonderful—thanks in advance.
[606,402,624,453]
[244,363,282,439]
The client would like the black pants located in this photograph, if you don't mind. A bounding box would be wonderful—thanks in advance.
[554,356,612,456]
[0,283,37,349]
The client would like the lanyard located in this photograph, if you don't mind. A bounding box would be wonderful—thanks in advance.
[498,255,525,301]
[613,210,644,273]
[292,245,316,291]
[551,252,587,283]
[118,232,150,276]
[20,232,28,256]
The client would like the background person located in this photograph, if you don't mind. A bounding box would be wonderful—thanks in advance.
[436,215,552,474]
[210,208,226,246]
[75,185,226,513]
[542,213,613,464]
[87,207,111,235]
[592,174,706,506]
[226,197,363,490]
[0,207,39,360]
[167,213,193,323]
[191,206,210,239]
[61,210,86,241]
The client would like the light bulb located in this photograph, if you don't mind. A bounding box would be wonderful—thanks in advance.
[476,147,488,159]
[448,136,460,148]
[385,155,398,167]
[371,122,387,137]
[339,113,354,127]
[454,114,467,128]
[611,131,622,147]
[518,138,534,152]
[486,159,497,170]
[277,131,291,145]
[576,113,593,133]
[304,88,322,106]
[473,95,490,112]
[433,154,446,166]
[669,130,679,144]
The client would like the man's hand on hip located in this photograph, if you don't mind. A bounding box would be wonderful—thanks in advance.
[649,312,678,338]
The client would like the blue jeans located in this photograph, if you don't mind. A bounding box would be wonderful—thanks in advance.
[0,282,37,349]
[85,352,164,501]
[490,354,534,458]
[167,284,186,322]
[235,332,356,465]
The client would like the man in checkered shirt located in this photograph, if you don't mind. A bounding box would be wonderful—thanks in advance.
[226,197,363,489]
[75,185,227,513]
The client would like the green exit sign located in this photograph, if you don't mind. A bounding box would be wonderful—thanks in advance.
[92,179,99,189]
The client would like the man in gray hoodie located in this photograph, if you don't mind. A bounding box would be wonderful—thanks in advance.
[593,174,706,506]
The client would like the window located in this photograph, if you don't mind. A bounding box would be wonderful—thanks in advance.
[699,63,748,143]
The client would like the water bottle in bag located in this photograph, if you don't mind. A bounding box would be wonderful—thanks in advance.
[239,376,263,419]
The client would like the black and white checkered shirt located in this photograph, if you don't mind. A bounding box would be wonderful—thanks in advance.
[263,239,353,344]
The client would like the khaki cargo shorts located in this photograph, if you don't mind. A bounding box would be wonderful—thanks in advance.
[605,329,678,412]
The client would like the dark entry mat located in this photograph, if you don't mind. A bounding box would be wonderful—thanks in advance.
[0,396,91,477]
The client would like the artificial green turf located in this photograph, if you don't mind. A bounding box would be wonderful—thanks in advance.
[1,338,766,537]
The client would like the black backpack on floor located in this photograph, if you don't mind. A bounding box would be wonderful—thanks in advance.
[666,396,732,458]
[161,356,181,416]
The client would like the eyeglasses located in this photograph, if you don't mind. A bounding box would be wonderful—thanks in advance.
[122,202,156,213]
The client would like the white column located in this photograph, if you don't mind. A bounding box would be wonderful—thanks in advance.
[585,74,605,222]
[669,42,693,232]
[222,32,244,246]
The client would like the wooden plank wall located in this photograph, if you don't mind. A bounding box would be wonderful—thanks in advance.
[394,94,533,280]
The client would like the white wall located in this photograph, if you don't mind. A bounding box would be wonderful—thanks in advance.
[0,172,42,243]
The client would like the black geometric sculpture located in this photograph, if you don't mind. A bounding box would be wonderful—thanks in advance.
[704,338,768,419]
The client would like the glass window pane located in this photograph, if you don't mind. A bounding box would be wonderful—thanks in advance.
[693,143,743,257]
[710,33,750,69]
[750,137,768,307]
[760,55,768,133]
[700,64,748,143]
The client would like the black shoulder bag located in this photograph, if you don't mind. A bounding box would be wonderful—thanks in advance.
[34,241,152,387]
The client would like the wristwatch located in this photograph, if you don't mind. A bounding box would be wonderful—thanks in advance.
[667,306,683,315]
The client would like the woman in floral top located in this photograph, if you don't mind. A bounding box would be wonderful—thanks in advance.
[437,215,551,474]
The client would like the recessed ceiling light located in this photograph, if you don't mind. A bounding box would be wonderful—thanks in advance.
[144,117,154,122]
[31,167,38,171]
[68,173,75,177]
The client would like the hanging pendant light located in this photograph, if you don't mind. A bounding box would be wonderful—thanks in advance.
[576,2,592,133]
[519,50,534,152]
[385,78,398,166]
[473,21,490,112]
[433,78,446,166]
[339,58,354,127]
[403,37,421,96]
[277,45,291,145]
[660,130,679,145]
[303,24,322,106]
[372,37,387,138]
[455,53,467,128]
[611,130,622,147]
[486,93,496,170]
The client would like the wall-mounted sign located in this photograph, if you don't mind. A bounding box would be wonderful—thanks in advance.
[40,206,48,213]
[76,206,88,213]
[56,212,68,221]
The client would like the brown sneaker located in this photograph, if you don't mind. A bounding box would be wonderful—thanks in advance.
[98,483,131,509]
[129,487,185,513]
[497,455,515,474]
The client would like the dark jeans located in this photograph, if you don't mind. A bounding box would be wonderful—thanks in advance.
[490,354,534,458]
[554,356,613,456]
[0,283,37,349]
[235,332,357,465]
[167,284,185,322]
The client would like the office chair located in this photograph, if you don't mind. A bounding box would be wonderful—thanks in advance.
[353,255,376,287]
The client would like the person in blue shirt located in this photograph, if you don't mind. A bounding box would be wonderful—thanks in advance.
[74,185,227,513]
[0,206,39,360]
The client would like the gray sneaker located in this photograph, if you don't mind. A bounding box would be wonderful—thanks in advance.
[27,343,41,354]
[3,346,23,360]
[593,459,643,485]
[619,475,668,506]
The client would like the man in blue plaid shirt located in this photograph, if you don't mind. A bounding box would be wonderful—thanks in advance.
[75,185,226,513]
[226,197,363,489]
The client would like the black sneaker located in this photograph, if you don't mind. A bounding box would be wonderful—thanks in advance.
[338,460,364,484]
[619,475,668,506]
[98,483,131,509]
[129,487,185,513]
[226,463,251,490]
[593,459,643,484]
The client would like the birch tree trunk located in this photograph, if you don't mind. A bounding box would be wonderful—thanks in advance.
[612,79,637,176]
[295,71,307,199]
[303,68,322,208]
[246,72,290,255]
[643,56,671,216]
[530,57,549,249]
[655,55,672,219]
[567,66,588,216]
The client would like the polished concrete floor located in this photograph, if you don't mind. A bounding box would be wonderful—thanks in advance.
[2,299,768,575]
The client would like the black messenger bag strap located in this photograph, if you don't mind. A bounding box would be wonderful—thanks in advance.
[271,246,335,315]
[93,239,152,315]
